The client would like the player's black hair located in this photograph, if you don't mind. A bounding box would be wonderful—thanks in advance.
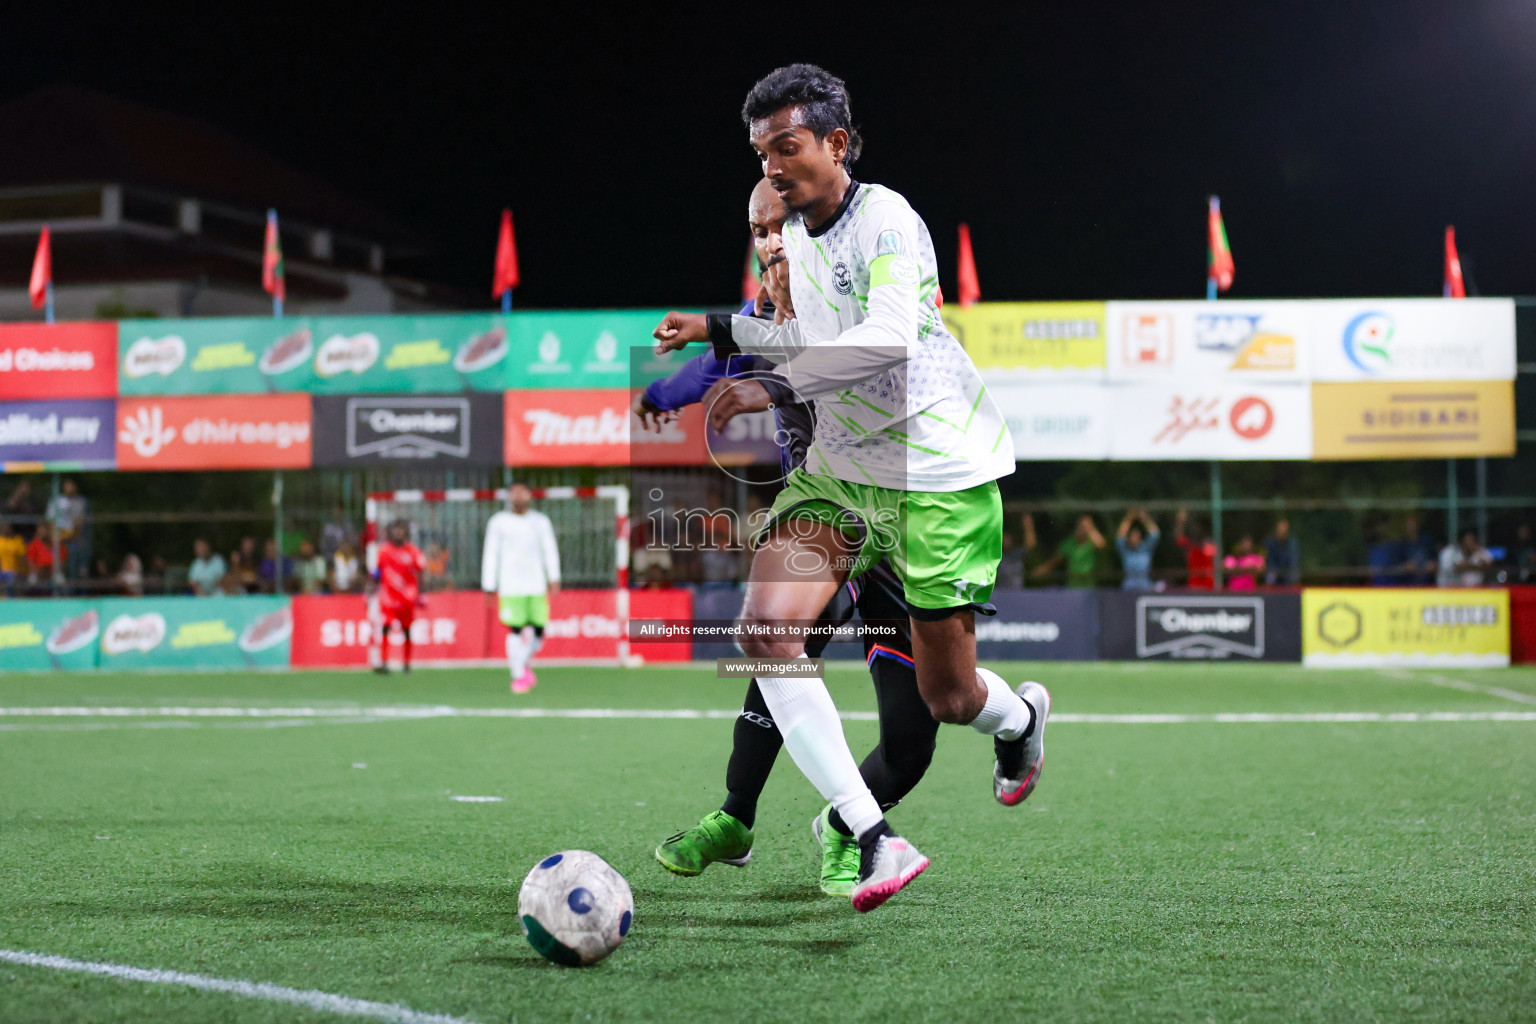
[742,63,863,168]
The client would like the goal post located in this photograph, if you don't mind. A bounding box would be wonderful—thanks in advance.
[364,486,632,663]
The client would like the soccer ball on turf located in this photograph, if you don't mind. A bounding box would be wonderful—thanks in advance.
[518,850,634,966]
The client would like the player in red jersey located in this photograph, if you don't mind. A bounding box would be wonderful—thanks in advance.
[370,519,425,674]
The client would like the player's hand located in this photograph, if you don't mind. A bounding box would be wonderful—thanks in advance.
[761,257,794,321]
[547,581,561,599]
[653,312,708,353]
[630,392,679,434]
[702,377,772,433]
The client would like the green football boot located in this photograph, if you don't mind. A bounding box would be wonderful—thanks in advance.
[654,810,754,876]
[810,804,860,896]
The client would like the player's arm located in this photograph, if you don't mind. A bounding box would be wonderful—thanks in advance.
[700,358,799,432]
[480,516,500,592]
[640,351,734,413]
[729,205,923,398]
[539,514,562,597]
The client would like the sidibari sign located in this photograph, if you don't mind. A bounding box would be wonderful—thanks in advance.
[1311,380,1515,459]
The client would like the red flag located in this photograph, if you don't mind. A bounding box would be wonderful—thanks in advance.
[493,209,520,296]
[1207,196,1234,293]
[957,222,980,308]
[262,210,285,303]
[28,225,51,311]
[1443,225,1465,298]
[742,238,759,305]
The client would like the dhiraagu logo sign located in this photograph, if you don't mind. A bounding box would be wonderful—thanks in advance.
[1342,311,1395,374]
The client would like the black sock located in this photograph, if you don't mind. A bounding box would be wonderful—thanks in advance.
[721,793,757,829]
[720,680,783,831]
[1020,695,1038,739]
[827,807,852,836]
[856,818,895,878]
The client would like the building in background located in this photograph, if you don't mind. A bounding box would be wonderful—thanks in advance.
[0,87,470,320]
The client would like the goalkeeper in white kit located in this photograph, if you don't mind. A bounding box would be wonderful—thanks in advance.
[482,482,561,694]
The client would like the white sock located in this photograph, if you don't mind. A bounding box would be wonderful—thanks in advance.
[969,666,1034,741]
[523,627,544,659]
[754,656,884,839]
[506,633,527,677]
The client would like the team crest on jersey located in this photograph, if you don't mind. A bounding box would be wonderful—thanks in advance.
[833,261,853,295]
[877,230,904,256]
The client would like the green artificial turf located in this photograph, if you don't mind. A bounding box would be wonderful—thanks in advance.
[1,663,1533,1023]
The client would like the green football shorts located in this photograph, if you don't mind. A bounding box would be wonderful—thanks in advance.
[749,468,1003,612]
[498,594,550,629]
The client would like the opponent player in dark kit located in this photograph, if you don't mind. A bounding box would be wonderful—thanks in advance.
[641,179,939,896]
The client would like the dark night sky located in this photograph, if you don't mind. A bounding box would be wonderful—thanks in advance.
[4,1,1534,308]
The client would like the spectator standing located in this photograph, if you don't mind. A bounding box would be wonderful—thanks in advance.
[423,541,452,591]
[1173,509,1217,590]
[26,522,59,589]
[0,521,24,596]
[221,552,249,595]
[320,505,354,563]
[294,540,329,595]
[257,539,292,594]
[6,479,39,533]
[1395,516,1436,585]
[1510,523,1535,584]
[1263,518,1300,585]
[188,539,226,596]
[698,523,742,590]
[1366,525,1398,586]
[119,554,144,597]
[1114,508,1160,590]
[236,538,260,593]
[1224,536,1265,591]
[1021,514,1040,586]
[332,541,361,593]
[996,530,1024,590]
[46,478,90,583]
[631,519,673,586]
[1438,531,1491,587]
[1032,514,1105,588]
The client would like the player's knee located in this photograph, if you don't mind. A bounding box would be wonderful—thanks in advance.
[924,691,973,725]
[735,613,802,660]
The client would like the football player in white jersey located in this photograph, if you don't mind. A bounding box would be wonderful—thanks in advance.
[654,64,1049,912]
[481,482,561,694]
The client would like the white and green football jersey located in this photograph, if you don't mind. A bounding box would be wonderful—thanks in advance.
[725,181,1014,492]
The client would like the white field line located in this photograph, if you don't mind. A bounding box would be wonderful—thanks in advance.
[0,715,403,733]
[1378,668,1536,705]
[1,705,1535,725]
[0,949,480,1024]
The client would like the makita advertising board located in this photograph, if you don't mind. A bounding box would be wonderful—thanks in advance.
[1098,591,1301,661]
[312,393,503,466]
[504,388,707,466]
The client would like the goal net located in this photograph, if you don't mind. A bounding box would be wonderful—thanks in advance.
[365,485,631,661]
